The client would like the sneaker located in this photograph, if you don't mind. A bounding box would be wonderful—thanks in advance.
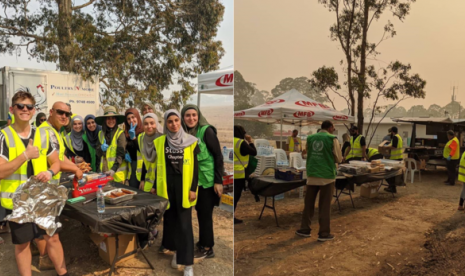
[184,265,194,276]
[194,247,215,259]
[295,229,311,238]
[317,234,335,242]
[171,253,179,269]
[39,254,55,271]
[159,245,170,254]
[234,218,243,224]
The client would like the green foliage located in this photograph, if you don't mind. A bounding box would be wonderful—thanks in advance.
[0,0,225,111]
[271,76,327,103]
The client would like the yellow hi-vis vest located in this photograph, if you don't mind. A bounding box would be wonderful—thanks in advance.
[63,133,75,154]
[0,126,47,209]
[458,152,465,183]
[154,135,197,210]
[32,121,65,181]
[288,137,301,152]
[234,137,249,179]
[367,148,380,159]
[126,135,144,184]
[390,134,403,160]
[98,129,127,183]
[444,137,460,160]
[137,133,155,192]
[8,112,15,124]
[347,135,363,159]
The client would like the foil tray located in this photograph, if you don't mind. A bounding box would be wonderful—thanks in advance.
[103,188,137,205]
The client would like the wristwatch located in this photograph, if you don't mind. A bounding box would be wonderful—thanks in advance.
[48,170,55,177]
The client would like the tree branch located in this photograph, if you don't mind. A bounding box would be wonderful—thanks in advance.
[72,0,96,10]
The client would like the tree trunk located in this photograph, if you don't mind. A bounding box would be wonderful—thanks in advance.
[357,0,370,133]
[57,0,74,71]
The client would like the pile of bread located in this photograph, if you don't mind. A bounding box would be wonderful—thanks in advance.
[368,160,385,173]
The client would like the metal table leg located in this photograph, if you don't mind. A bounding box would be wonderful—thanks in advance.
[258,196,279,227]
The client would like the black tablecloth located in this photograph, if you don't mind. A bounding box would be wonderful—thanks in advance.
[61,182,168,235]
[249,168,404,198]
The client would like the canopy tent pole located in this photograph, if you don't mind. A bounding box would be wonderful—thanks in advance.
[280,116,283,149]
[197,93,201,107]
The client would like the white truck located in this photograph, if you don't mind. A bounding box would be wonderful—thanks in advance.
[0,67,101,122]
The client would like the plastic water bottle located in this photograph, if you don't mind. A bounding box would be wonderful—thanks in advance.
[223,146,227,158]
[97,185,105,213]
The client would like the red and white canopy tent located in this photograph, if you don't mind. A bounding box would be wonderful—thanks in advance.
[234,89,355,145]
[197,66,234,107]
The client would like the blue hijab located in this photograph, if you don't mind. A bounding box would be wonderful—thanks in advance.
[84,115,102,148]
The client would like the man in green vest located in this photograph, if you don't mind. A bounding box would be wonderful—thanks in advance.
[444,130,460,186]
[296,120,342,242]
[287,129,302,152]
[383,126,404,193]
[343,126,367,162]
[0,90,69,275]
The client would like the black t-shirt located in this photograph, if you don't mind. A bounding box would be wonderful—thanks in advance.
[392,135,399,148]
[0,128,55,177]
[342,141,350,155]
[164,143,200,192]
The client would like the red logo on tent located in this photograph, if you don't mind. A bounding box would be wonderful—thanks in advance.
[258,109,274,117]
[333,115,348,121]
[295,101,330,109]
[215,74,234,87]
[76,86,80,90]
[293,111,315,118]
[234,111,245,117]
[265,99,285,105]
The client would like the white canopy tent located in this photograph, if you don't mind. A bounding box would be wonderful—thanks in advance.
[197,66,234,107]
[234,89,355,146]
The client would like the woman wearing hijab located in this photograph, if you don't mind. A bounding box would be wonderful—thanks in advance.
[138,113,162,192]
[181,104,223,259]
[141,102,164,133]
[233,125,257,224]
[84,115,102,172]
[124,108,146,188]
[154,110,199,276]
[32,112,46,128]
[63,115,92,165]
[95,106,127,183]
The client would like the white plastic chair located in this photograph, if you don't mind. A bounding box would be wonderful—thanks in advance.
[255,139,271,148]
[404,158,421,183]
[273,149,288,164]
[289,152,306,169]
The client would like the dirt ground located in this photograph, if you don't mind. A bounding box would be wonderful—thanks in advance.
[234,168,465,276]
[0,207,233,276]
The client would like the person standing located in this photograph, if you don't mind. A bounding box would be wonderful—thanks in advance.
[383,126,404,193]
[295,120,342,242]
[233,125,257,224]
[341,133,350,157]
[95,106,127,183]
[444,130,460,186]
[287,129,302,152]
[154,110,199,276]
[457,150,465,210]
[343,126,367,162]
[181,104,224,259]
[63,116,92,165]
[124,108,145,189]
[83,115,102,172]
[32,112,46,129]
[141,102,164,133]
[0,90,69,275]
[139,113,162,192]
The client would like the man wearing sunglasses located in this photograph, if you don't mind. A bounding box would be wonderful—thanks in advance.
[0,90,69,275]
[34,102,84,183]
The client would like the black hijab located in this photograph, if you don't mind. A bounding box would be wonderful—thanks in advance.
[35,113,46,127]
[234,125,246,139]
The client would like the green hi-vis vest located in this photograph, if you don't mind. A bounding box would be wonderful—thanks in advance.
[126,136,144,184]
[234,137,249,179]
[196,125,215,188]
[458,152,465,183]
[306,132,337,179]
[367,148,380,159]
[346,135,363,159]
[444,137,460,160]
[154,135,198,210]
[137,133,156,192]
[288,137,301,152]
[390,134,403,160]
[98,129,127,183]
[0,126,48,209]
[32,121,65,182]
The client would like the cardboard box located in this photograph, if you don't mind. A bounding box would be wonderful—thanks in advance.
[378,141,391,158]
[89,233,136,265]
[404,159,426,170]
[360,182,379,198]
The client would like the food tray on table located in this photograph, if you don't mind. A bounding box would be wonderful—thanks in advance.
[103,188,137,204]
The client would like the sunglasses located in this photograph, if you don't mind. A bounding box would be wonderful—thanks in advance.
[14,103,34,111]
[53,109,72,117]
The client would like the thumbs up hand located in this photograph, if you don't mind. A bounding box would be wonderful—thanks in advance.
[25,139,40,160]
[101,138,109,152]
[129,123,137,140]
